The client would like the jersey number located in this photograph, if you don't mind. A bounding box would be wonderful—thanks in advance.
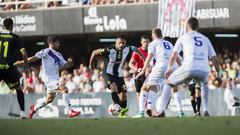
[194,37,203,46]
[163,42,171,50]
[0,41,9,58]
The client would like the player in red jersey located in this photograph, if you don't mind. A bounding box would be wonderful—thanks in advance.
[129,35,149,99]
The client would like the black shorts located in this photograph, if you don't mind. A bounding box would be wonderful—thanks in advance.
[102,73,126,93]
[188,83,201,96]
[134,75,146,93]
[0,67,21,89]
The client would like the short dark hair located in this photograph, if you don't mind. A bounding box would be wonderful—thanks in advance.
[187,17,199,30]
[141,35,149,40]
[116,34,126,40]
[152,28,163,38]
[3,18,13,30]
[47,35,60,44]
[163,36,171,41]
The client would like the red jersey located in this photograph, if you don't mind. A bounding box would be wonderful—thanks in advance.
[131,47,148,69]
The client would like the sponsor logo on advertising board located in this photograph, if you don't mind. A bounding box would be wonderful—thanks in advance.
[84,7,127,32]
[0,15,37,33]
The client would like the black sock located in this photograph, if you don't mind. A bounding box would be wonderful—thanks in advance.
[191,100,197,113]
[16,89,25,111]
[196,96,201,112]
[121,100,127,108]
[111,92,120,105]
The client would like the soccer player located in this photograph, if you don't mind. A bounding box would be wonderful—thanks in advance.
[133,28,181,118]
[128,35,149,99]
[0,18,29,119]
[89,34,145,118]
[155,17,220,117]
[188,80,202,116]
[15,35,80,119]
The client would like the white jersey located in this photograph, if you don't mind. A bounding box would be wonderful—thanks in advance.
[148,39,174,70]
[35,48,67,84]
[146,39,175,89]
[173,31,216,72]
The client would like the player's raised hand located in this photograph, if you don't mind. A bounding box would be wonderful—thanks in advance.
[67,58,73,63]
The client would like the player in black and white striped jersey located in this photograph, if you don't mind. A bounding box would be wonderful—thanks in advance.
[89,34,145,118]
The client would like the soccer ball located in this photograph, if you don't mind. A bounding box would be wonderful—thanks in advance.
[108,104,121,116]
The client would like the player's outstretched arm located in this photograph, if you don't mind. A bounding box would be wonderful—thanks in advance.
[20,48,30,73]
[14,56,40,66]
[89,49,102,71]
[128,58,138,73]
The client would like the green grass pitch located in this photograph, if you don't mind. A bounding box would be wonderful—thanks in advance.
[0,117,240,135]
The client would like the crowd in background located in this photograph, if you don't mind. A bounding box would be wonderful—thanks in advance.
[1,48,240,94]
[0,0,158,11]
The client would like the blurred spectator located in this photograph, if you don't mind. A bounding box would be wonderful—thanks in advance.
[48,0,62,7]
[66,73,78,93]
[2,0,15,11]
[92,76,105,92]
[19,0,43,10]
[73,69,82,87]
[223,78,240,113]
[80,77,93,93]
[0,80,13,94]
[91,68,100,82]
[81,0,91,5]
[19,72,28,90]
[225,62,237,80]
[19,0,32,10]
[34,78,46,93]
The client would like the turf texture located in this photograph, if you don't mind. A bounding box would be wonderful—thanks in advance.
[0,116,240,135]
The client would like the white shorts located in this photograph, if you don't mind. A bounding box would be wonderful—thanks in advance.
[168,66,209,86]
[45,80,61,94]
[144,67,166,91]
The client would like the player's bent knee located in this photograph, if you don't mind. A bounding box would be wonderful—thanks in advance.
[196,90,201,97]
[141,84,150,91]
[110,83,118,92]
[59,85,68,93]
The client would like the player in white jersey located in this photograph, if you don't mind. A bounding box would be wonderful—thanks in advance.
[154,17,220,117]
[15,36,80,119]
[133,28,182,118]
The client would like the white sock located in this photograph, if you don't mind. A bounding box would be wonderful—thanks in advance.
[34,97,47,112]
[173,91,183,113]
[139,90,148,113]
[147,99,151,110]
[63,93,71,113]
[202,82,209,112]
[147,91,157,112]
[158,84,172,113]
